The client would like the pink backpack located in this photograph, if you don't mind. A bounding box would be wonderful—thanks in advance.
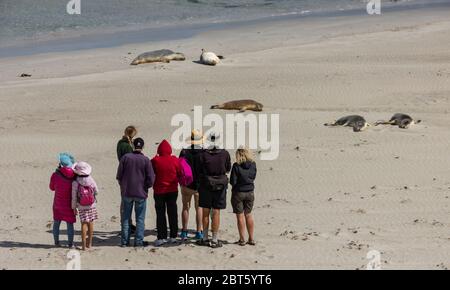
[77,184,95,206]
[178,157,193,187]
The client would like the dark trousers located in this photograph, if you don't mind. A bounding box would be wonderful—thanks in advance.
[154,192,178,240]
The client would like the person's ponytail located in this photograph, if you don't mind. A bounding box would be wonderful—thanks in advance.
[123,126,137,144]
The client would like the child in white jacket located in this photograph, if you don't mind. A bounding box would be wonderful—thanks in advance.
[72,162,98,251]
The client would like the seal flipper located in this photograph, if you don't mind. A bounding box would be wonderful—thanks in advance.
[324,121,337,127]
[217,55,225,60]
[374,120,395,126]
[238,106,248,113]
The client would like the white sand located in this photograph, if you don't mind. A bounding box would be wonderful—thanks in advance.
[1,7,450,269]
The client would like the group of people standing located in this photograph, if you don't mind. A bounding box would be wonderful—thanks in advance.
[50,125,257,250]
[116,126,257,248]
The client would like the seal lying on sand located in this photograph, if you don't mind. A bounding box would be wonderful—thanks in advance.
[324,115,371,132]
[130,49,185,65]
[375,113,421,129]
[200,49,224,66]
[210,100,263,112]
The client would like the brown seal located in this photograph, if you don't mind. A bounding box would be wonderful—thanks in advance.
[130,49,185,65]
[210,100,263,112]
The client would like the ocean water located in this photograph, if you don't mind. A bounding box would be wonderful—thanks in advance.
[0,0,433,45]
[0,0,447,55]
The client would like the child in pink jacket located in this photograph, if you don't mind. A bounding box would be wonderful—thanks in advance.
[49,153,76,248]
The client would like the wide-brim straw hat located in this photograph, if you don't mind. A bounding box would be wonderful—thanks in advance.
[186,129,205,145]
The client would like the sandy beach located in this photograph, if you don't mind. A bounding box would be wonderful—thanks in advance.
[1,3,450,269]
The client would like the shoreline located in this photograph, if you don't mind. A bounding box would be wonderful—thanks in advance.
[1,0,449,59]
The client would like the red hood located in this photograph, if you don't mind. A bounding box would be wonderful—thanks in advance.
[157,140,172,156]
[59,166,75,179]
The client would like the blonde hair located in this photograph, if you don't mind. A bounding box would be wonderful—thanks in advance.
[235,148,254,164]
[123,125,137,144]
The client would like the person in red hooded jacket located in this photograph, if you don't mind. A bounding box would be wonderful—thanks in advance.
[49,153,77,248]
[151,140,182,246]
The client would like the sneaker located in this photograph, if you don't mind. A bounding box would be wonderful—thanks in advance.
[154,239,167,247]
[180,231,188,240]
[135,241,149,248]
[168,238,177,244]
[68,244,75,249]
[195,231,204,240]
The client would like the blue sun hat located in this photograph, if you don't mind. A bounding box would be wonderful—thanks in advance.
[58,153,75,168]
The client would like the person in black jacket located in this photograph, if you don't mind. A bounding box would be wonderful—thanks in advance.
[179,130,204,240]
[230,148,257,246]
[197,132,231,248]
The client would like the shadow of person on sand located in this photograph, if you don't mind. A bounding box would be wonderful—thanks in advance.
[0,241,56,249]
[44,229,159,247]
[0,229,230,249]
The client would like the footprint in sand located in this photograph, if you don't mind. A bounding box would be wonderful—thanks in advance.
[436,263,448,270]
[300,232,319,241]
[413,219,444,227]
[334,228,341,236]
[350,209,366,214]
[270,198,291,204]
[344,241,369,251]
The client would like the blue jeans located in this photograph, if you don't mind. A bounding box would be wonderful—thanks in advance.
[53,220,74,246]
[121,197,147,246]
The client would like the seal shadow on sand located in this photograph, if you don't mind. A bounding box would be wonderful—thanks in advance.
[192,60,204,65]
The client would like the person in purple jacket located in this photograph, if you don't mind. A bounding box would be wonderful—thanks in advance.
[116,138,155,247]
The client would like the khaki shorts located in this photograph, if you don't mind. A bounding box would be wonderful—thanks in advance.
[231,191,254,215]
[181,186,199,209]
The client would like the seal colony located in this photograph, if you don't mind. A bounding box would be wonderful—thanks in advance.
[324,113,422,132]
[210,100,263,112]
[129,48,225,66]
[130,49,186,65]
